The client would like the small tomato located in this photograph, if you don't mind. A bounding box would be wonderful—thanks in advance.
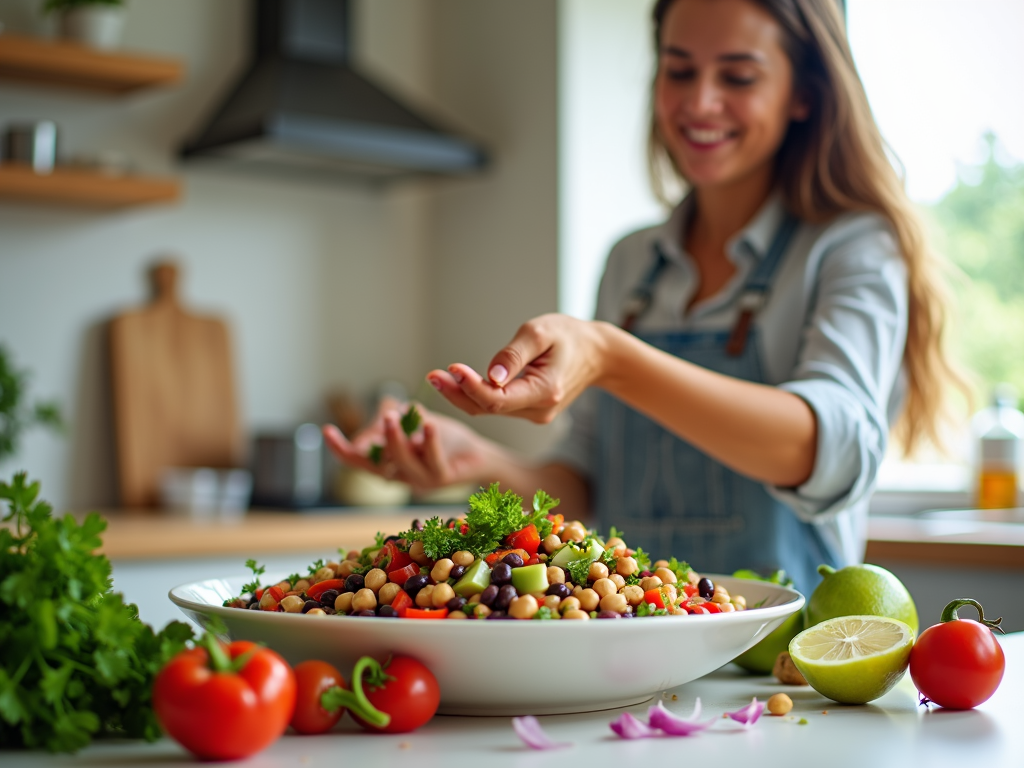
[291,660,346,734]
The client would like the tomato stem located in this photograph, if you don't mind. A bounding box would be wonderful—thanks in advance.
[200,631,234,673]
[939,598,1005,633]
[320,657,391,728]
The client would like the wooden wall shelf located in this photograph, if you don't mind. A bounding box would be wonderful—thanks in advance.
[0,33,183,94]
[0,165,181,209]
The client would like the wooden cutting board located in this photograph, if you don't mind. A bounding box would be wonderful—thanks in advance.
[109,262,242,508]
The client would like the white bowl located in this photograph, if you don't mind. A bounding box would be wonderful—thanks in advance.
[170,573,803,715]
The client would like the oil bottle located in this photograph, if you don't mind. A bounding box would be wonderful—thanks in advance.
[973,383,1024,509]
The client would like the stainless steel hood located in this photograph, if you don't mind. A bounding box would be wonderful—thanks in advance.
[180,0,488,184]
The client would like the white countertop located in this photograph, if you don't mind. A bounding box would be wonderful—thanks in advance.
[3,633,1020,768]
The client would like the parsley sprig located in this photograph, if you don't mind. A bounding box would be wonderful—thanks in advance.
[0,473,194,753]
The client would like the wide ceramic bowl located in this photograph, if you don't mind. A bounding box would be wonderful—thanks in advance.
[170,573,802,716]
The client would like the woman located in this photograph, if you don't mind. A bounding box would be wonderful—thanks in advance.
[324,0,957,594]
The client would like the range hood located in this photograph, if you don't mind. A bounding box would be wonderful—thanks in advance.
[180,0,488,184]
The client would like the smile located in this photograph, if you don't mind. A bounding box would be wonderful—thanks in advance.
[682,127,733,146]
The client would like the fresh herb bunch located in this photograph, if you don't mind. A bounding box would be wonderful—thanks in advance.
[0,346,63,464]
[400,484,558,560]
[0,473,194,753]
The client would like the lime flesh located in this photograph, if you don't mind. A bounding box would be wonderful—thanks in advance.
[789,615,914,704]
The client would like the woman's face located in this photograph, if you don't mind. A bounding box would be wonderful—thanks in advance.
[654,0,807,193]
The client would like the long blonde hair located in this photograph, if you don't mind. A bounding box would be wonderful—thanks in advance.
[648,0,966,454]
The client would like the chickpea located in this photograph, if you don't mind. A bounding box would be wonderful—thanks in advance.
[346,550,360,562]
[732,595,747,610]
[530,591,548,601]
[415,585,435,608]
[608,574,626,590]
[653,559,670,570]
[562,609,590,620]
[654,567,678,584]
[473,604,492,619]
[542,534,562,554]
[509,595,540,620]
[572,584,584,597]
[447,610,468,619]
[605,536,626,549]
[432,583,455,608]
[719,602,736,613]
[662,584,679,607]
[275,580,292,592]
[409,540,431,565]
[364,568,388,593]
[259,591,279,611]
[578,588,600,612]
[599,593,629,614]
[452,550,475,567]
[587,561,609,581]
[546,566,566,585]
[293,579,311,593]
[537,553,548,562]
[622,584,645,606]
[612,545,627,558]
[560,522,586,543]
[559,596,581,614]
[306,608,326,616]
[430,558,454,583]
[468,593,482,604]
[767,693,793,716]
[688,570,701,585]
[352,588,377,613]
[592,578,617,599]
[543,595,561,611]
[326,561,342,576]
[335,592,354,613]
[337,560,358,578]
[377,582,401,606]
[640,576,663,592]
[280,595,305,613]
[616,557,639,577]
[712,592,731,604]
[315,567,336,584]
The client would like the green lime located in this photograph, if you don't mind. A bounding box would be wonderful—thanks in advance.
[733,609,805,674]
[806,564,918,635]
[789,615,914,704]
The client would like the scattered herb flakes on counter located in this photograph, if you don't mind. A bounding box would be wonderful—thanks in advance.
[0,473,194,752]
[224,483,755,621]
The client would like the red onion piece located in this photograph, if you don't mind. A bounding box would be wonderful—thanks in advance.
[511,715,572,750]
[726,697,765,726]
[609,711,660,739]
[647,700,714,736]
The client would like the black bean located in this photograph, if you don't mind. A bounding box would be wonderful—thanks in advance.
[446,596,467,612]
[322,606,337,615]
[486,611,509,620]
[354,609,376,617]
[378,605,399,618]
[495,584,518,611]
[449,564,467,580]
[479,584,499,607]
[404,573,429,597]
[490,562,513,585]
[301,600,321,613]
[502,552,524,568]
[596,610,621,619]
[697,577,715,601]
[319,589,340,607]
[248,601,262,610]
[384,534,401,544]
[547,583,571,599]
[345,574,365,593]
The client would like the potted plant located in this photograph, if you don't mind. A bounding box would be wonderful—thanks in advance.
[44,0,127,51]
[0,345,62,466]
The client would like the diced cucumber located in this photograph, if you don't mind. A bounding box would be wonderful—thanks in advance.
[510,563,549,595]
[452,558,491,596]
[549,539,604,568]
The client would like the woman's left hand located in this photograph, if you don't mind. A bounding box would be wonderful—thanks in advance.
[427,313,612,423]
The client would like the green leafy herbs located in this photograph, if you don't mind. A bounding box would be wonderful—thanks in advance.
[636,601,668,617]
[368,404,422,464]
[400,483,561,560]
[732,568,794,588]
[665,557,694,584]
[532,606,556,621]
[0,346,63,465]
[632,546,651,573]
[565,555,596,587]
[0,473,194,753]
[241,559,266,595]
[308,558,325,574]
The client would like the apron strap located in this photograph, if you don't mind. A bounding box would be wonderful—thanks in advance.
[621,244,669,333]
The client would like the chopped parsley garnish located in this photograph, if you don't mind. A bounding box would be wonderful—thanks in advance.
[308,558,325,574]
[566,555,596,587]
[242,558,266,595]
[665,557,693,583]
[532,606,556,620]
[636,601,668,617]
[633,546,651,573]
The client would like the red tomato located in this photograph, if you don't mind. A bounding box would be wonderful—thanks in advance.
[390,590,414,616]
[388,562,421,584]
[404,607,449,619]
[910,598,1006,710]
[374,540,415,574]
[154,638,296,761]
[355,656,440,733]
[506,524,541,555]
[291,660,346,734]
[643,588,665,609]
[306,578,344,600]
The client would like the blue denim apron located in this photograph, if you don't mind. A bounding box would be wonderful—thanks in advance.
[594,216,839,594]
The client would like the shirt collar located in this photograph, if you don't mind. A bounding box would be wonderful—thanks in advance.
[652,191,788,263]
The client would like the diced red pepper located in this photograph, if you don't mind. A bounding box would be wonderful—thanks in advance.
[506,524,541,556]
[390,590,414,617]
[485,547,531,565]
[306,579,344,600]
[266,585,285,602]
[374,540,415,574]
[702,602,722,614]
[687,605,710,615]
[547,513,564,535]
[404,608,449,620]
[644,588,666,609]
[683,583,698,598]
[388,563,421,585]
[526,555,541,566]
[255,587,265,600]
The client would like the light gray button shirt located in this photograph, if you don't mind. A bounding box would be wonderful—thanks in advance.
[546,194,908,567]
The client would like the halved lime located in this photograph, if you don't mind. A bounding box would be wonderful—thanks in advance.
[789,615,914,704]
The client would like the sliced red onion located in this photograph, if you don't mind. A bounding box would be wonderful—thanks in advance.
[511,715,572,750]
[726,697,765,726]
[609,711,660,739]
[647,700,714,736]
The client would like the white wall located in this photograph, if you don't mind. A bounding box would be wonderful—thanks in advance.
[0,0,560,509]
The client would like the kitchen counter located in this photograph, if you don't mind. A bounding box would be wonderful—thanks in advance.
[3,633,1021,768]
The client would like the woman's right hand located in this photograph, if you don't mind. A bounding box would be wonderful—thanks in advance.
[321,399,493,492]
